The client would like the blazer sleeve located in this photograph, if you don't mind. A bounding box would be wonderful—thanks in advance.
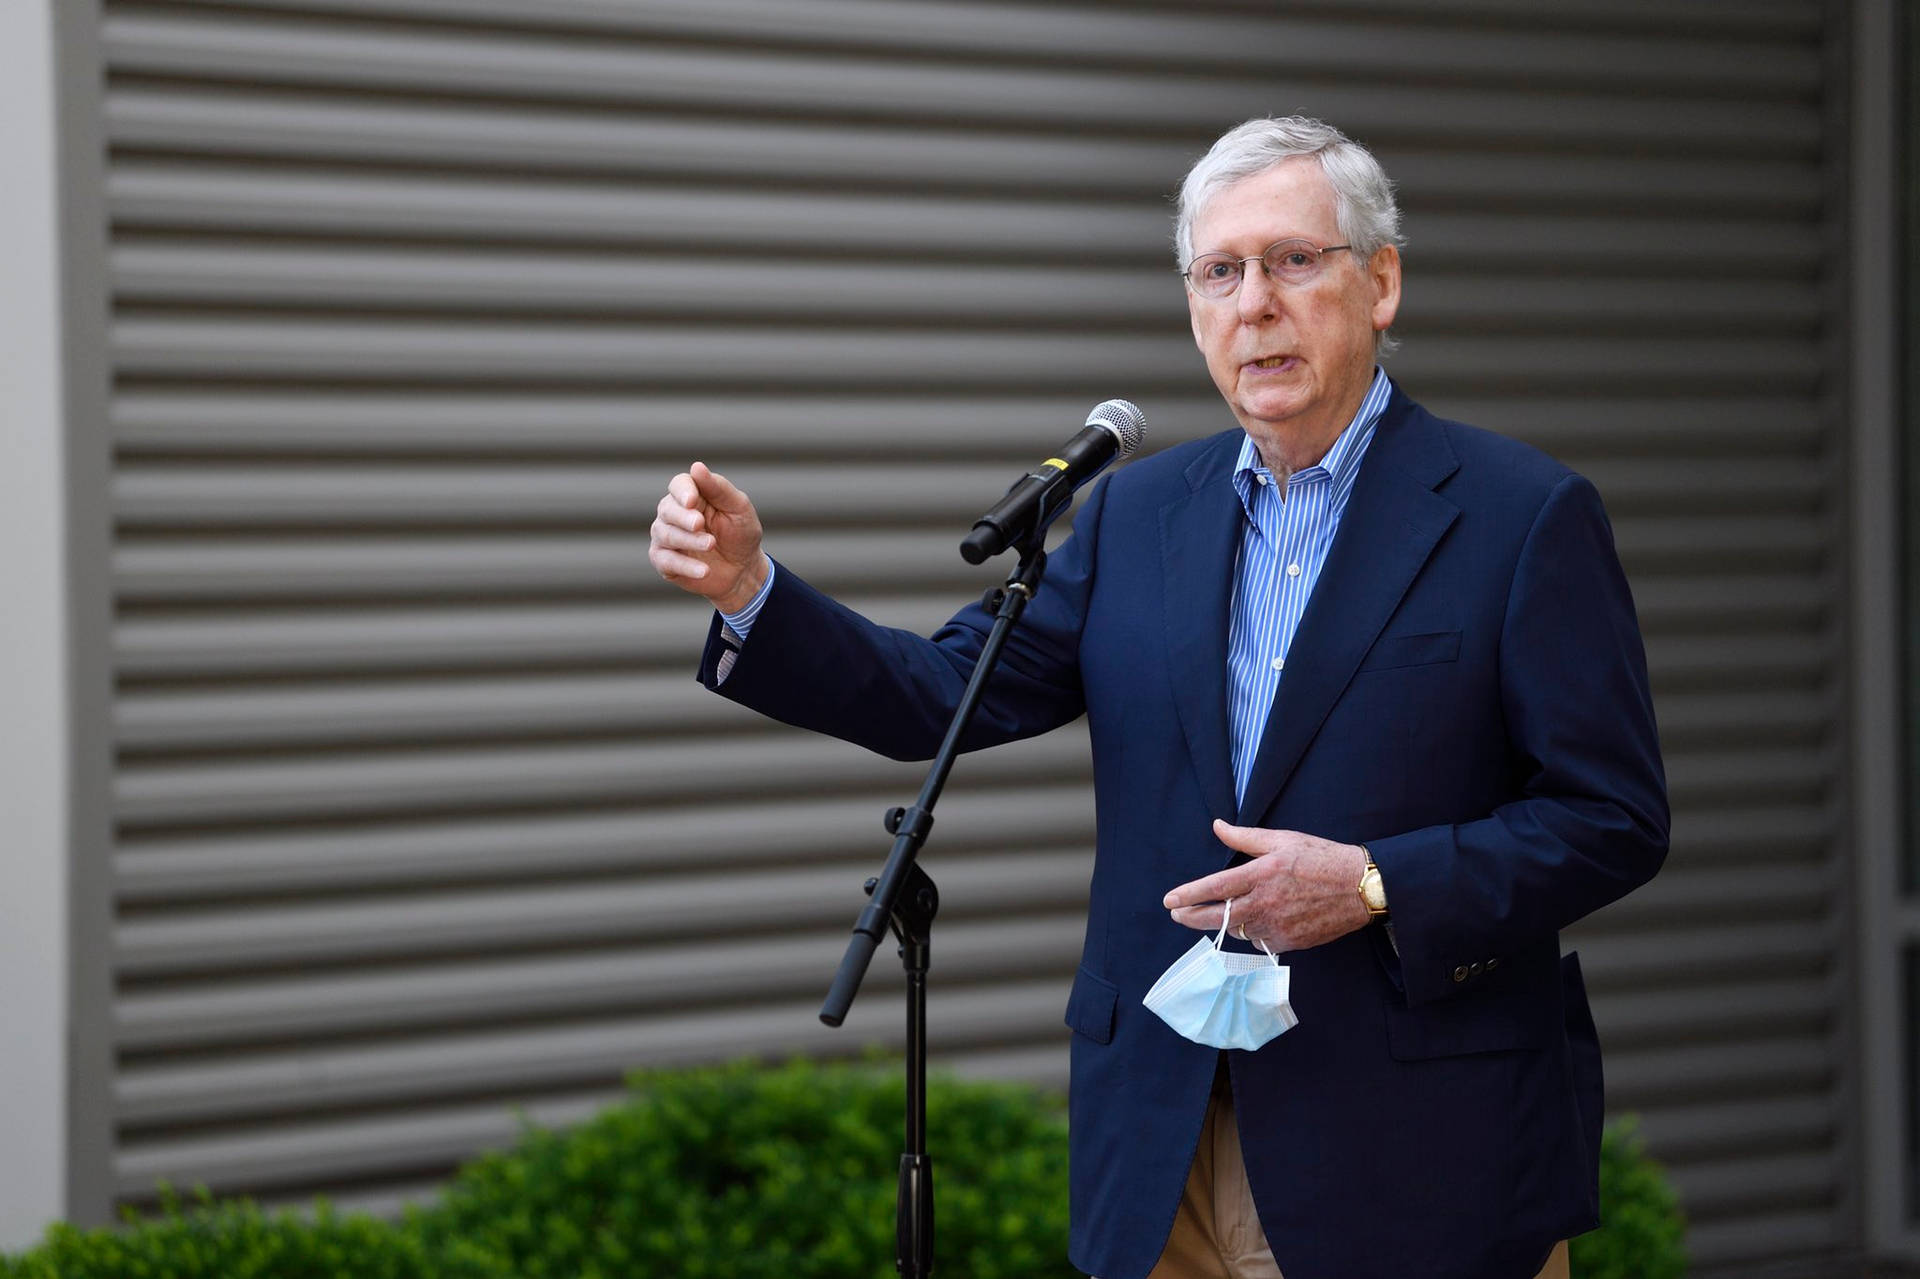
[1366,472,1670,1006]
[693,470,1112,761]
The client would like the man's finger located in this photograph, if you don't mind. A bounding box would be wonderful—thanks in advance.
[1163,868,1250,910]
[656,490,706,532]
[651,518,714,554]
[1212,818,1279,857]
[1169,904,1228,932]
[648,545,710,580]
[666,471,706,513]
[690,461,753,513]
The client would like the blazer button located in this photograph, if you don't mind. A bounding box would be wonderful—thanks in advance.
[1470,962,1484,976]
[1486,958,1500,971]
[1452,965,1469,983]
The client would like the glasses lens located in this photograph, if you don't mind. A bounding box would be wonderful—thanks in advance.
[1262,241,1322,285]
[1187,254,1240,297]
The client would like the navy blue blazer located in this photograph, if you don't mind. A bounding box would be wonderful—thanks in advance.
[700,384,1668,1279]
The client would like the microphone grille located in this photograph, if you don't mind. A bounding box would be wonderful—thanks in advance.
[1085,398,1147,457]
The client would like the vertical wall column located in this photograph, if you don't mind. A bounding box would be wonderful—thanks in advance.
[1852,0,1908,1259]
[0,0,70,1250]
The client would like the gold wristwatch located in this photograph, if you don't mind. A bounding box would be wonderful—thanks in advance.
[1357,847,1389,921]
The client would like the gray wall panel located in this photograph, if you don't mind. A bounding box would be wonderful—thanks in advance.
[77,0,1847,1269]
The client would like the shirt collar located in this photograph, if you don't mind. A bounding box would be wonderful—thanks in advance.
[1232,366,1392,507]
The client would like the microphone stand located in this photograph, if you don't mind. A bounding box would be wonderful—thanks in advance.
[819,496,1067,1279]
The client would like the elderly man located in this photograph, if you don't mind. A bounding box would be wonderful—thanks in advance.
[649,116,1667,1279]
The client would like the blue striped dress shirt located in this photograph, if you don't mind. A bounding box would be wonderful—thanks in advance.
[1226,367,1390,804]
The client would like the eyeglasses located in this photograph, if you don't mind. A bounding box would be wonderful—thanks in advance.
[1180,239,1353,299]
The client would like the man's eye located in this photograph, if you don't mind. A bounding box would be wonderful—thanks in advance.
[1201,261,1234,280]
[1279,252,1313,269]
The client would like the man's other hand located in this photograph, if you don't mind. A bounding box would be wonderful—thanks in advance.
[1163,820,1371,952]
[650,461,769,614]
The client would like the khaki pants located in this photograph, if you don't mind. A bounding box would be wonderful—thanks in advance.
[1137,1085,1572,1279]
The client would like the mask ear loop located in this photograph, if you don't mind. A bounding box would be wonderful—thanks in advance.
[1213,897,1235,951]
[1255,934,1279,966]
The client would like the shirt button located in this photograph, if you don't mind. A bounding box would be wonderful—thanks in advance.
[1256,473,1270,486]
[1270,657,1285,672]
[1286,563,1302,577]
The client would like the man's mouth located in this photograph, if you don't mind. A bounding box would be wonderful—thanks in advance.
[1250,356,1294,369]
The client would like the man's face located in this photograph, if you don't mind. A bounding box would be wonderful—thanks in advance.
[1184,159,1401,464]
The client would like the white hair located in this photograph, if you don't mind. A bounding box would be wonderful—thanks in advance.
[1174,116,1405,354]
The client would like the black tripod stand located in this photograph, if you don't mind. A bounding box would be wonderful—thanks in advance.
[818,521,1057,1279]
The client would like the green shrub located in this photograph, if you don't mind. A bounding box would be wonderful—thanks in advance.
[0,1186,501,1279]
[1571,1116,1689,1279]
[414,1058,1076,1279]
[3,1059,1687,1279]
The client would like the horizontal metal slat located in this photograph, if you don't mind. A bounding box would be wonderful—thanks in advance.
[112,782,1097,902]
[1632,575,1828,634]
[116,845,1094,976]
[1603,1034,1832,1108]
[117,912,1087,1050]
[109,389,1825,458]
[111,461,1018,530]
[108,165,1822,269]
[1669,1149,1837,1219]
[114,600,717,676]
[1633,1093,1835,1164]
[1652,689,1832,748]
[102,10,1821,145]
[102,89,1825,215]
[116,671,720,750]
[1613,513,1829,573]
[1586,976,1833,1049]
[1646,632,1834,691]
[116,1085,621,1197]
[1576,920,1833,996]
[115,976,1076,1129]
[110,453,1826,532]
[113,726,1090,830]
[1683,1210,1838,1269]
[1659,805,1835,865]
[108,321,1822,395]
[1581,862,1833,933]
[109,242,1822,336]
[108,390,1235,456]
[112,982,1074,1194]
[119,0,1825,43]
[112,0,1824,86]
[111,530,1012,601]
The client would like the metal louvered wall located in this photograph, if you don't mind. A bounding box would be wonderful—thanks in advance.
[76,0,1842,1270]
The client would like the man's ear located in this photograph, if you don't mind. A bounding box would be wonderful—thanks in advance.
[1369,245,1402,333]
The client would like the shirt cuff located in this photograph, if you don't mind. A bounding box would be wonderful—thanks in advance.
[718,558,777,644]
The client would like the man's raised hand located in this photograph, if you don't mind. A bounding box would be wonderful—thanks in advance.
[649,462,769,614]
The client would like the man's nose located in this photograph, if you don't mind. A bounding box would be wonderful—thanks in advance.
[1236,261,1281,322]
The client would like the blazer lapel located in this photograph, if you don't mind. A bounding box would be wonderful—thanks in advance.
[1234,393,1462,828]
[1159,436,1242,825]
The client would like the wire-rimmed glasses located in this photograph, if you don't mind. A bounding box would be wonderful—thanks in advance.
[1181,239,1354,299]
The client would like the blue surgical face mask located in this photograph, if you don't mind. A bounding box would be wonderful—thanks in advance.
[1142,898,1297,1051]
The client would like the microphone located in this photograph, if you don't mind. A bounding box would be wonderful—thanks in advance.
[960,399,1146,564]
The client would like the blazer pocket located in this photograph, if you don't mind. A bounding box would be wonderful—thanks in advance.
[1357,629,1462,673]
[1064,966,1119,1045]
